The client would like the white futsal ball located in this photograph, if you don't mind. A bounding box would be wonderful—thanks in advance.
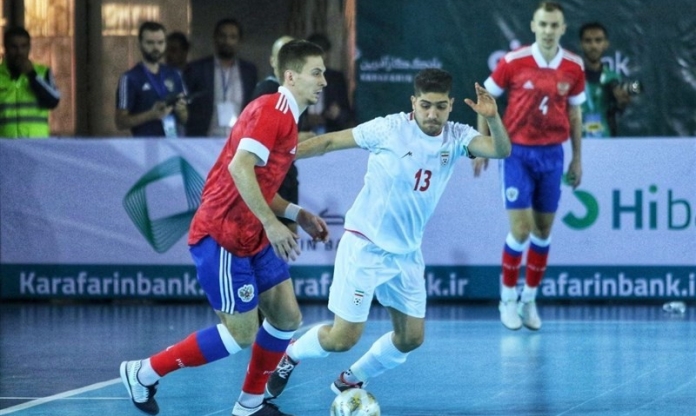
[330,388,381,416]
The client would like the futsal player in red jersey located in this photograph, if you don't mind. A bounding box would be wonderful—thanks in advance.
[120,40,329,416]
[473,1,585,331]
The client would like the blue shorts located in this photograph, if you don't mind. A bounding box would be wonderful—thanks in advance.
[189,236,290,314]
[499,144,564,213]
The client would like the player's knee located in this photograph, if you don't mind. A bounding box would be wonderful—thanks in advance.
[325,329,361,352]
[261,303,303,331]
[511,225,532,241]
[393,331,424,352]
[222,320,257,348]
[282,309,302,331]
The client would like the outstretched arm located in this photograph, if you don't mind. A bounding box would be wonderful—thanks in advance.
[464,82,511,159]
[296,128,358,159]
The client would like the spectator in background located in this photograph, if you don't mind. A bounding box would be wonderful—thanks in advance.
[165,31,190,74]
[115,21,187,138]
[303,32,353,134]
[184,18,257,138]
[252,35,295,98]
[579,22,631,138]
[0,27,60,138]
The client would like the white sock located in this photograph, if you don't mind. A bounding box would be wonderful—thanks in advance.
[501,286,519,302]
[286,324,330,362]
[217,323,243,355]
[237,393,263,409]
[520,284,538,303]
[137,358,160,386]
[349,332,408,382]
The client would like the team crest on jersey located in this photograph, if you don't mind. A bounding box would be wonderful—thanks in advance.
[440,150,450,166]
[164,78,176,93]
[353,289,365,306]
[557,82,570,96]
[237,284,255,302]
[505,187,519,202]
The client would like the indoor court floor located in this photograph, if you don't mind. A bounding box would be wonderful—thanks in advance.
[1,300,694,416]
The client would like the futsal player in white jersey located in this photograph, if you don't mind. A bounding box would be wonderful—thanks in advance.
[265,68,511,400]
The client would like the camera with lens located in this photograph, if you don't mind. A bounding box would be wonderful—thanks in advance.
[615,79,642,96]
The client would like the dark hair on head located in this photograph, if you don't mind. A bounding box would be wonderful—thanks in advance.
[536,1,564,14]
[4,26,31,46]
[414,68,453,96]
[167,31,190,50]
[277,40,324,79]
[306,33,331,54]
[138,21,166,41]
[579,22,608,39]
[214,18,243,39]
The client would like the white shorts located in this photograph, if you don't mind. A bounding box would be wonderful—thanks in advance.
[328,231,426,323]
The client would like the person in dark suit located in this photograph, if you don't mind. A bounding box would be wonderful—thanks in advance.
[303,33,353,134]
[184,18,257,137]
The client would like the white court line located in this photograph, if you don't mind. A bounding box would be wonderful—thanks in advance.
[0,379,121,414]
[0,320,334,415]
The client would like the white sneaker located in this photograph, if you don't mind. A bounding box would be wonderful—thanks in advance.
[499,300,522,330]
[120,360,159,415]
[518,301,542,330]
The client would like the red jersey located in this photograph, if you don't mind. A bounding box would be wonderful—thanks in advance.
[188,87,300,256]
[484,43,585,145]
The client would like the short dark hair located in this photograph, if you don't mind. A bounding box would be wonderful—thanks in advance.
[214,18,243,39]
[306,33,331,54]
[414,68,452,96]
[167,31,190,50]
[579,22,608,39]
[3,27,30,46]
[536,1,564,14]
[138,21,166,41]
[277,40,324,77]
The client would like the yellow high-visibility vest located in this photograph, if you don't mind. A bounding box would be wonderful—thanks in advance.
[0,63,51,138]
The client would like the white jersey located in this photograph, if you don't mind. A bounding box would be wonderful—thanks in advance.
[346,112,479,254]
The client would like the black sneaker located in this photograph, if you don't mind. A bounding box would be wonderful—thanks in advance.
[119,360,159,415]
[231,399,293,416]
[330,370,365,395]
[265,354,299,398]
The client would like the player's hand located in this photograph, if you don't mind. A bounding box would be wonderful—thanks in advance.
[173,96,187,116]
[464,82,498,119]
[151,101,172,119]
[566,159,582,189]
[471,157,489,177]
[297,210,330,242]
[265,219,301,262]
[612,85,631,109]
[20,58,34,75]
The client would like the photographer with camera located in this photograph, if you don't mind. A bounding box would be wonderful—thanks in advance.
[579,22,636,138]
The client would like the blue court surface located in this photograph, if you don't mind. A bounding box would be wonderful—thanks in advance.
[1,301,694,416]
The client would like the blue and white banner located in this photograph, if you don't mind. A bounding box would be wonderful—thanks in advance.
[1,138,694,301]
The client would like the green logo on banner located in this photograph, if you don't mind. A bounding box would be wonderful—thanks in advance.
[123,157,204,253]
[563,189,600,229]
[561,174,599,230]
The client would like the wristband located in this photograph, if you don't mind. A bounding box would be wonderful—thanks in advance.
[283,203,302,222]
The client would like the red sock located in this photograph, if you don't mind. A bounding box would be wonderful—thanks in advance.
[526,243,549,287]
[502,246,523,288]
[150,325,230,377]
[242,343,285,394]
[242,321,293,394]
